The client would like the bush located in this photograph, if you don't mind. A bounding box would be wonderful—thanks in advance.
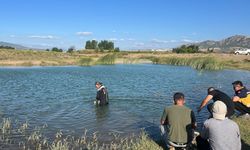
[173,45,199,53]
[114,47,120,52]
[79,57,93,66]
[51,47,63,52]
[96,54,116,65]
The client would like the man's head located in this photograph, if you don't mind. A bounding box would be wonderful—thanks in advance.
[207,87,215,94]
[95,81,102,89]
[232,80,243,92]
[173,92,185,105]
[212,101,227,120]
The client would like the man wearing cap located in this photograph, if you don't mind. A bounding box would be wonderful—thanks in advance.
[232,80,250,115]
[196,101,241,150]
[160,92,196,149]
[197,87,234,118]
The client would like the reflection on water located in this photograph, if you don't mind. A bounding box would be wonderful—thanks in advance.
[95,105,110,122]
[0,65,250,140]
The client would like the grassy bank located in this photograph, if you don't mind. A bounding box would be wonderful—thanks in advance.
[1,49,250,71]
[233,117,250,150]
[0,118,162,150]
[1,117,250,150]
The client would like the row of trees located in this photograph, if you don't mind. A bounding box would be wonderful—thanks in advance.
[172,45,199,53]
[46,47,63,52]
[0,45,15,49]
[45,46,76,53]
[85,40,120,52]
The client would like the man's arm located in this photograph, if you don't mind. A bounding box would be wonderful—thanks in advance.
[160,108,168,125]
[200,121,209,139]
[197,95,213,112]
[191,110,197,129]
[232,96,240,102]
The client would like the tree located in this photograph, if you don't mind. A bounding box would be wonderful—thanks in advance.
[85,41,91,49]
[91,40,98,49]
[85,40,98,49]
[114,47,120,52]
[172,45,199,53]
[0,45,15,49]
[51,47,63,52]
[67,46,75,53]
[85,40,115,52]
[98,41,105,50]
[98,40,114,50]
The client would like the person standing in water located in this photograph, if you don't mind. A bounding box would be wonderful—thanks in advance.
[95,81,109,106]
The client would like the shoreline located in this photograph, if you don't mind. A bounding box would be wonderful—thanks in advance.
[0,117,249,150]
[0,49,250,71]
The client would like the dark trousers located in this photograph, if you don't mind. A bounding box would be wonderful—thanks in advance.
[196,135,210,150]
[234,102,250,114]
[207,103,234,118]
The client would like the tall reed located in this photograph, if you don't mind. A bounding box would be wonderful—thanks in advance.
[78,57,93,66]
[96,54,116,65]
[0,118,163,150]
[150,56,224,70]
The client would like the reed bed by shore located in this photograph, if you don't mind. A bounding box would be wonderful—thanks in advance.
[96,54,116,65]
[1,117,250,150]
[0,118,163,150]
[147,56,224,70]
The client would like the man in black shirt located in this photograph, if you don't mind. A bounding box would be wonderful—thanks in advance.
[198,87,234,118]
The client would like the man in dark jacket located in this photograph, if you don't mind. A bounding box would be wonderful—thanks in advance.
[198,87,234,118]
[232,80,250,115]
[95,81,109,106]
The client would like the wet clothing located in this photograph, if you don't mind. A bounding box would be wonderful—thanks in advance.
[234,87,250,114]
[234,102,250,114]
[199,118,241,150]
[161,105,196,144]
[208,90,234,117]
[96,86,109,106]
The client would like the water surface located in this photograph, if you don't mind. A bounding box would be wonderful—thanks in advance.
[0,64,249,139]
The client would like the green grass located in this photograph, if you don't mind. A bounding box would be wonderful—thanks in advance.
[233,117,250,150]
[96,54,116,65]
[0,118,162,150]
[149,56,224,70]
[1,117,250,150]
[78,57,93,66]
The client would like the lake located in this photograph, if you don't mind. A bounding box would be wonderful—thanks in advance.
[0,64,250,140]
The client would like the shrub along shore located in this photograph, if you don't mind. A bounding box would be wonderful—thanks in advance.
[0,117,249,150]
[0,117,163,150]
[0,49,250,71]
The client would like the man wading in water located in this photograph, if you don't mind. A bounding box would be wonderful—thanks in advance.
[95,81,109,106]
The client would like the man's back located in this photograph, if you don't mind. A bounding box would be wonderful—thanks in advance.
[201,118,241,150]
[162,105,195,143]
[209,90,234,109]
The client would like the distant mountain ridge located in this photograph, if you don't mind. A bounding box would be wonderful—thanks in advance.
[196,35,250,52]
[0,41,31,50]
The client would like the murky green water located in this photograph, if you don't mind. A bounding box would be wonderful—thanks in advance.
[0,64,249,139]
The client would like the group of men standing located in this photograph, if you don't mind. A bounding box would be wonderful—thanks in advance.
[161,80,250,150]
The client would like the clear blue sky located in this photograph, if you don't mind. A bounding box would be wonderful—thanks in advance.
[1,0,250,50]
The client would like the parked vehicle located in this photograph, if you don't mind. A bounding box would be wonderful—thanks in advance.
[234,48,250,55]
